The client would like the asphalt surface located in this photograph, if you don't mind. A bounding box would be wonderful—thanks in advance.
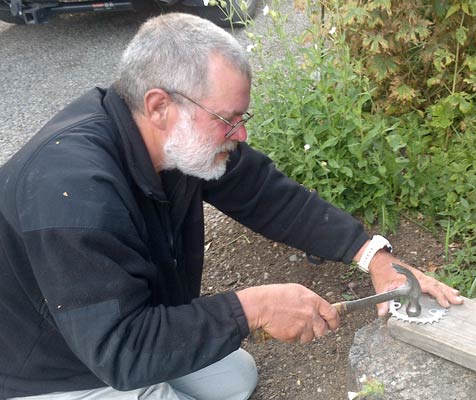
[0,1,283,165]
[0,12,136,164]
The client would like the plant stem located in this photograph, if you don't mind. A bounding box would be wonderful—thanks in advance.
[470,277,476,298]
[401,213,435,234]
[452,12,465,94]
[445,219,451,263]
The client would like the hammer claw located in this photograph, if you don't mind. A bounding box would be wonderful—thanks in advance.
[332,263,422,317]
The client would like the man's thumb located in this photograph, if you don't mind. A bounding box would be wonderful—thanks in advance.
[377,301,389,317]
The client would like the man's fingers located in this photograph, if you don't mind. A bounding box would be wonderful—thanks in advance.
[300,327,317,344]
[312,315,330,339]
[432,282,450,308]
[239,284,343,343]
[423,279,464,308]
[451,288,465,304]
[377,301,389,317]
[317,301,340,332]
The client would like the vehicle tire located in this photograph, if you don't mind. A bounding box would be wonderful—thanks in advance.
[0,2,25,23]
[0,0,60,24]
[187,0,258,27]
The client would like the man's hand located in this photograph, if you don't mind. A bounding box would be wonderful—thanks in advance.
[236,283,340,343]
[367,250,464,317]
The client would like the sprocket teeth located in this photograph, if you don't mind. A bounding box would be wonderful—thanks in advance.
[388,298,447,324]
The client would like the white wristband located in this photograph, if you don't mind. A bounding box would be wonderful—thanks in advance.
[357,235,392,273]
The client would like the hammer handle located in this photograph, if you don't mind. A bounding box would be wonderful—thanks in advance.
[332,286,408,315]
[249,264,419,342]
[250,286,408,341]
[249,299,357,342]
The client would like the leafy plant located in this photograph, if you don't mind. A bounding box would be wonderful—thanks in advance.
[359,378,385,397]
[247,4,408,230]
[349,378,385,399]
[323,0,476,115]
[245,0,476,296]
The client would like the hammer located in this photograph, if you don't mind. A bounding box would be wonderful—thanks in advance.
[250,263,422,342]
[333,263,422,317]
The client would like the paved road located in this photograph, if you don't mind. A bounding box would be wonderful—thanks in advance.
[0,3,278,165]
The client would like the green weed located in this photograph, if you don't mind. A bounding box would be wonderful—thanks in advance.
[245,0,476,296]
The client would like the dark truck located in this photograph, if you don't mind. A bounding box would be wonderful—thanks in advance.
[0,0,256,25]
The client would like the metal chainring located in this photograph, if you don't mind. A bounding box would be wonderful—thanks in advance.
[389,294,447,324]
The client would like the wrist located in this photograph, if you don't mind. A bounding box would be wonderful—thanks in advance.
[236,287,266,331]
[367,249,392,274]
[356,235,392,273]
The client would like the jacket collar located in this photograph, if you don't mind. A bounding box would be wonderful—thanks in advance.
[103,86,168,202]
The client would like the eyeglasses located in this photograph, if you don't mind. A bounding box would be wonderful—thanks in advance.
[170,91,253,139]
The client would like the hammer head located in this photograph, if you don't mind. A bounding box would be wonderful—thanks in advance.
[392,263,422,317]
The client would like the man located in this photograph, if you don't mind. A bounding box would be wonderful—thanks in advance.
[0,12,462,400]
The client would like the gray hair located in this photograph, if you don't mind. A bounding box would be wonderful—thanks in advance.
[115,12,252,113]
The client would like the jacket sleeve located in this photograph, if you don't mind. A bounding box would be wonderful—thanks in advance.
[16,137,248,390]
[203,143,369,264]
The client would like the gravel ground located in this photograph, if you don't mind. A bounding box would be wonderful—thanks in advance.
[202,204,450,399]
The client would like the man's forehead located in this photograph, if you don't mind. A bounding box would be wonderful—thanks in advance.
[205,61,251,114]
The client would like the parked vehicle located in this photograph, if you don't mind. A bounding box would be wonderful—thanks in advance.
[0,0,257,25]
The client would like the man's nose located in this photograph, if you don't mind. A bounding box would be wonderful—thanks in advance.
[230,125,247,142]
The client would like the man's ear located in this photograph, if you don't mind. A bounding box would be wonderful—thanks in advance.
[143,89,172,130]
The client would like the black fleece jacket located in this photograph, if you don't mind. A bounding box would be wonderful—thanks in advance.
[0,87,368,399]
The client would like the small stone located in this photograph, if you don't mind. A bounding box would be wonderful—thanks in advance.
[225,278,237,286]
[263,272,270,280]
[289,255,298,262]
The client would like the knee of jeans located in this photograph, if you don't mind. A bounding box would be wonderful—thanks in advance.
[235,349,259,398]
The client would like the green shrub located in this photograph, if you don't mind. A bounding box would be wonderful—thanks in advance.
[245,0,476,295]
[248,16,404,229]
[327,0,476,117]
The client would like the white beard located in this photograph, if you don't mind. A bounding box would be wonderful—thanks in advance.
[162,109,237,181]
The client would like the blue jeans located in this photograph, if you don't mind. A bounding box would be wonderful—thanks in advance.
[9,349,258,400]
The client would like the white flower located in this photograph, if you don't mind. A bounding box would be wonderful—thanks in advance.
[263,4,269,15]
[246,44,256,53]
[321,161,328,167]
[304,144,311,151]
[203,0,209,5]
[329,26,336,35]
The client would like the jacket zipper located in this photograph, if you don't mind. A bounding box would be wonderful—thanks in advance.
[152,194,178,268]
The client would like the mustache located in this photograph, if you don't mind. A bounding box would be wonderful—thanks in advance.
[215,140,237,154]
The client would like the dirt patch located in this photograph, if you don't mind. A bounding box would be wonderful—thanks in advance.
[202,204,447,399]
